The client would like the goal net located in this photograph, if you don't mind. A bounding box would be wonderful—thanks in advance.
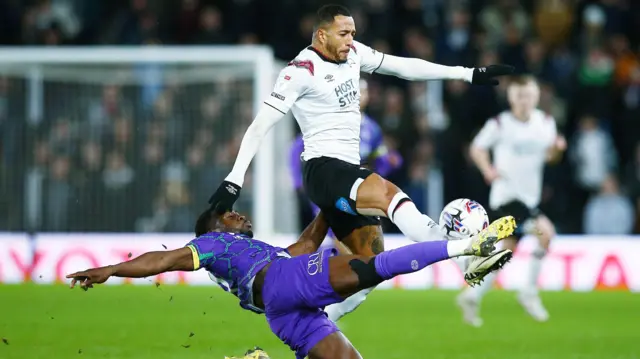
[0,46,296,237]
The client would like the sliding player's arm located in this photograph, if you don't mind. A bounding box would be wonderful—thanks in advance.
[208,65,311,213]
[353,41,513,85]
[287,211,330,257]
[470,118,500,184]
[66,248,196,290]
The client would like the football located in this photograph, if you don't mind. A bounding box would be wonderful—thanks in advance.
[439,198,490,239]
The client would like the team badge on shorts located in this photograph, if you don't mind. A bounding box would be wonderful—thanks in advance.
[335,197,357,215]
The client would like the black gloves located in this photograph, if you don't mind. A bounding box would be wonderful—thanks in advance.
[208,181,242,214]
[472,65,515,86]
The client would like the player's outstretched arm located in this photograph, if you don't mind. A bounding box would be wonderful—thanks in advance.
[208,65,309,213]
[66,248,195,290]
[374,54,514,85]
[287,212,330,257]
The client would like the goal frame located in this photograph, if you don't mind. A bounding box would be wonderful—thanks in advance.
[0,46,277,237]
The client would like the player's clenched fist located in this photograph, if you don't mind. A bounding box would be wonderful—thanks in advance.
[209,181,242,214]
[472,65,515,86]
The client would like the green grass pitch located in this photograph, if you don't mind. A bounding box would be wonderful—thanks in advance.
[0,284,638,359]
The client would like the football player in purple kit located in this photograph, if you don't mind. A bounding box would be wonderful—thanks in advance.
[67,208,515,359]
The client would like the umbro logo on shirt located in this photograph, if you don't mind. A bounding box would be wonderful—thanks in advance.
[325,74,334,82]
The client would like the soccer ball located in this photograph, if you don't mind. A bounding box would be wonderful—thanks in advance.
[439,198,489,239]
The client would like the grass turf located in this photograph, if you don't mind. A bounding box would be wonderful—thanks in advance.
[0,284,638,359]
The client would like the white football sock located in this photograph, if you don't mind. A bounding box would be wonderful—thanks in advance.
[446,238,473,257]
[388,193,444,242]
[465,271,497,302]
[522,245,545,297]
[325,286,375,322]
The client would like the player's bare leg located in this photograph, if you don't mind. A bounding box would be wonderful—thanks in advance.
[457,236,517,327]
[324,225,383,322]
[517,215,554,322]
[355,173,444,243]
[307,332,363,359]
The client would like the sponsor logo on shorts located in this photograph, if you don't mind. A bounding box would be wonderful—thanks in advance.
[270,92,285,101]
[411,260,418,270]
[307,251,323,275]
[335,197,357,216]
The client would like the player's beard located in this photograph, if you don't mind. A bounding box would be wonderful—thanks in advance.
[327,42,347,63]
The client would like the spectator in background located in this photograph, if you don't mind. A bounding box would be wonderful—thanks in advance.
[102,151,135,231]
[538,81,567,130]
[87,85,132,140]
[193,6,230,44]
[22,0,81,45]
[45,155,72,231]
[533,0,574,49]
[436,7,474,67]
[72,141,104,231]
[584,174,634,234]
[175,0,201,44]
[161,162,194,232]
[624,143,640,233]
[579,4,608,53]
[135,38,165,111]
[570,114,618,194]
[610,33,638,87]
[576,46,615,117]
[480,0,530,50]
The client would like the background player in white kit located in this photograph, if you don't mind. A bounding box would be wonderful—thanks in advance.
[208,4,515,323]
[458,75,567,327]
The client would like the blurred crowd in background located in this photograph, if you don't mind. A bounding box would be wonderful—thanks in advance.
[0,0,640,235]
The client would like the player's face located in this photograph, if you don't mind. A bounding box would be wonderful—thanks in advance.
[220,211,253,237]
[507,82,540,118]
[324,15,356,63]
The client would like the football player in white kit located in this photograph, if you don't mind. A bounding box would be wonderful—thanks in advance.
[458,75,567,326]
[208,4,516,323]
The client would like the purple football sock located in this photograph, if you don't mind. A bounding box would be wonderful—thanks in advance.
[374,240,450,280]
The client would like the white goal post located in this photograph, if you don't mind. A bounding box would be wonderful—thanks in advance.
[0,46,296,238]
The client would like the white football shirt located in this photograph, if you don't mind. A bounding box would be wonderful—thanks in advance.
[263,40,384,165]
[472,109,557,209]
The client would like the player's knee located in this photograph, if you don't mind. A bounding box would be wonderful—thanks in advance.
[357,174,395,206]
[357,174,405,217]
[348,257,383,290]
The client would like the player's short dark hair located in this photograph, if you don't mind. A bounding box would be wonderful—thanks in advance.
[315,4,351,30]
[195,208,216,237]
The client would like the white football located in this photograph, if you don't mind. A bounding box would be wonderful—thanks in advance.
[439,198,489,239]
